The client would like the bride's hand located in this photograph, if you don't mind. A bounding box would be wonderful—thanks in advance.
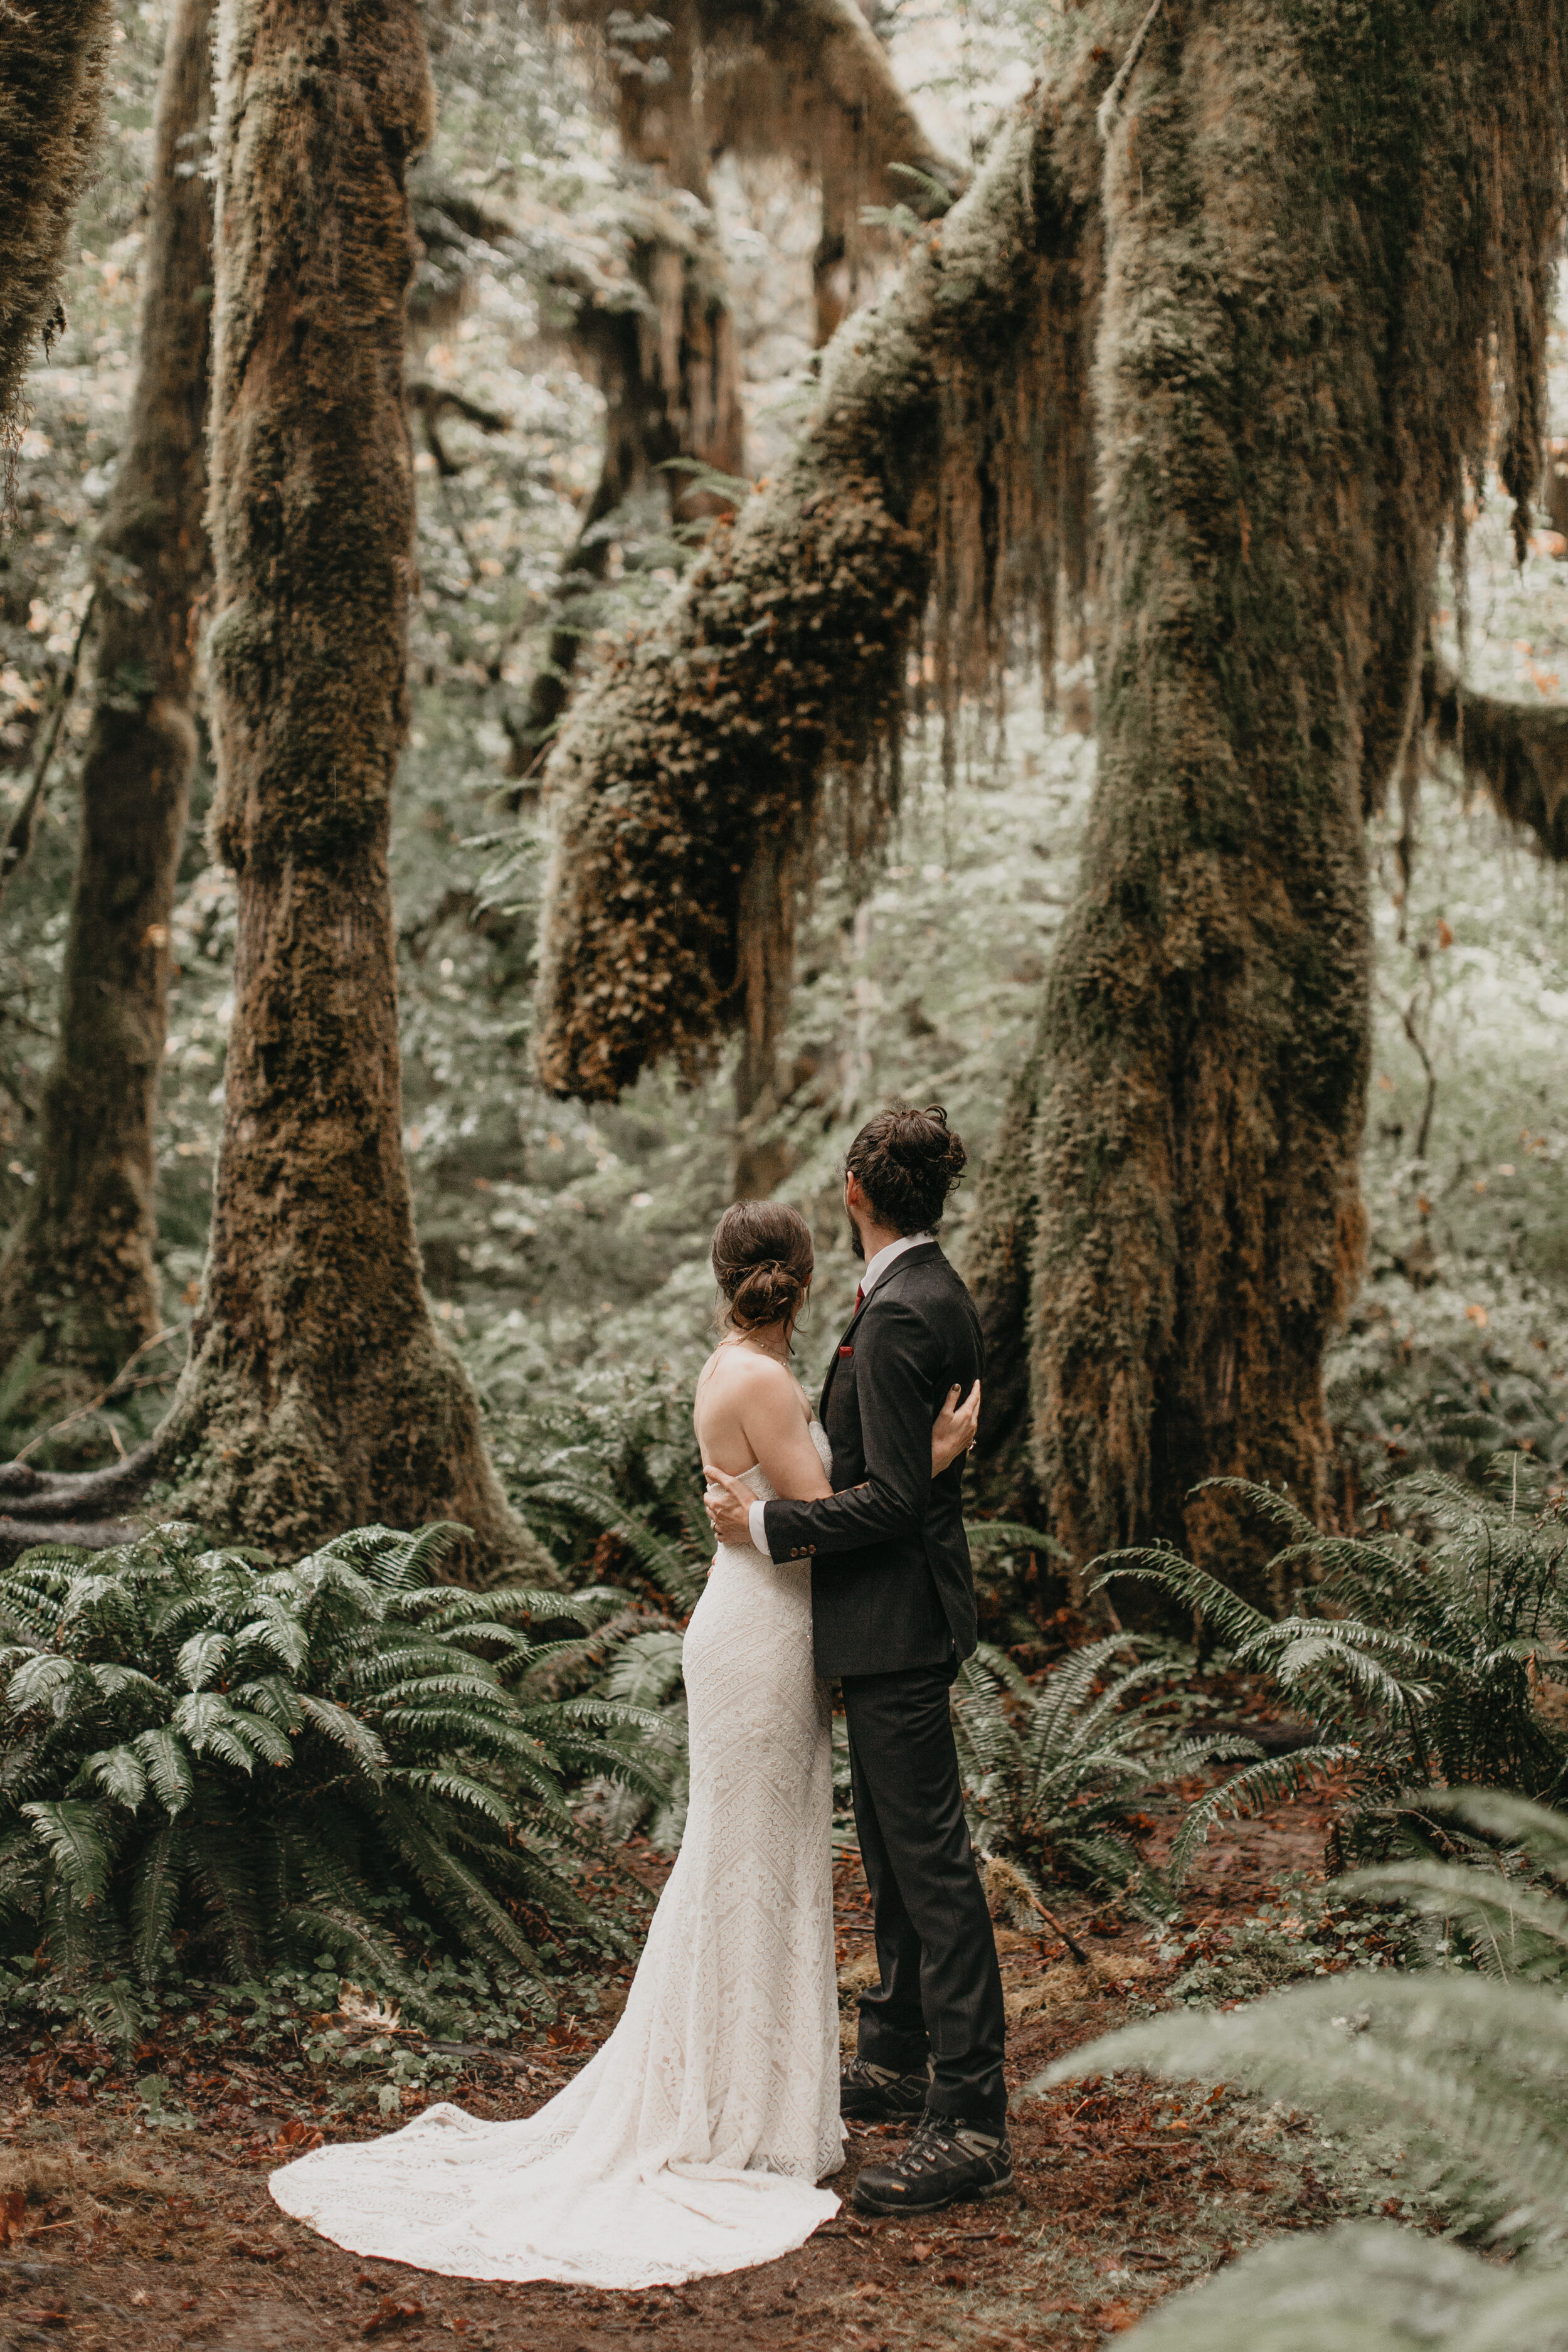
[931,1380,981,1475]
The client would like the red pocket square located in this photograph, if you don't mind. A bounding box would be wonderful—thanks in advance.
[839,1343,854,1358]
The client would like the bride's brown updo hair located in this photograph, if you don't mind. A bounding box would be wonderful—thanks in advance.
[711,1201,813,1337]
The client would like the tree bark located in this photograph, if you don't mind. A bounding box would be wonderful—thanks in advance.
[0,0,112,517]
[144,0,546,1572]
[0,0,215,1413]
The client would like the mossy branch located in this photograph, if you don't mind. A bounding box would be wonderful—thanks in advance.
[536,54,1104,1101]
[1424,660,1568,861]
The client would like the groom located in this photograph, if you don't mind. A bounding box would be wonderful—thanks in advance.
[704,1103,1009,2216]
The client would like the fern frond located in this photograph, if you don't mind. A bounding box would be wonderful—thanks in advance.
[1089,1549,1270,1656]
[129,1820,185,1983]
[1167,1744,1357,1886]
[132,1727,194,1814]
[23,1799,110,1900]
[517,1476,706,1612]
[964,1520,1069,1562]
[1030,1973,1568,2242]
[295,1695,388,1772]
[1096,2220,1561,2352]
[80,1744,148,1809]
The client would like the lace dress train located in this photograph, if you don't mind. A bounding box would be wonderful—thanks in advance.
[270,1433,842,2289]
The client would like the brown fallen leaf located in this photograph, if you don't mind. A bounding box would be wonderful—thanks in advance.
[0,2188,25,2247]
[275,2119,325,2153]
[362,2295,425,2338]
[15,2312,68,2330]
[1097,2302,1142,2333]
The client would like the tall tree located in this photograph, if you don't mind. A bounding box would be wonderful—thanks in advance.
[0,0,215,1412]
[0,0,549,1571]
[0,0,112,517]
[152,0,541,1564]
[533,0,1567,1577]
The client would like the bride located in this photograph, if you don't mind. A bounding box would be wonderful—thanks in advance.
[270,1200,979,2289]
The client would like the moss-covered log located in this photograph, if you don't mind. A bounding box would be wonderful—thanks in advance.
[0,0,215,1411]
[0,0,112,514]
[1424,661,1568,861]
[140,0,547,1572]
[536,72,1101,1099]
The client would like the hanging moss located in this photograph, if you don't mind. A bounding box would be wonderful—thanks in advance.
[1424,661,1568,861]
[0,0,112,521]
[507,4,746,788]
[536,69,1104,1099]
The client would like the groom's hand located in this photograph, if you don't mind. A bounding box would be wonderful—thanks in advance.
[702,1466,754,1547]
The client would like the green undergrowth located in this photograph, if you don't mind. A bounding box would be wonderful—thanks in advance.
[0,1518,665,2045]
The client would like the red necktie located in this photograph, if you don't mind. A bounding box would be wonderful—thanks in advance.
[854,1285,864,1311]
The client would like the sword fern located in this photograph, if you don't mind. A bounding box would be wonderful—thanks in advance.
[0,1518,667,2037]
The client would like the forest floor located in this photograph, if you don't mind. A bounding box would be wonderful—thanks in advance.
[0,1778,1408,2352]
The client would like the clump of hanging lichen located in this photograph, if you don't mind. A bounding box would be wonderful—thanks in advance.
[536,62,1104,1101]
[1424,662,1568,862]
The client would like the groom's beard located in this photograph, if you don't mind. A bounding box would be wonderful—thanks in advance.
[849,1217,865,1263]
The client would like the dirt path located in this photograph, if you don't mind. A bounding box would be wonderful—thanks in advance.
[0,1787,1364,2351]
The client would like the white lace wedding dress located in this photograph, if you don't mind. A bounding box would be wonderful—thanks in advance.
[270,1427,842,2287]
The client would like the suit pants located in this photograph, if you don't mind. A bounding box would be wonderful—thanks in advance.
[840,1662,1007,2132]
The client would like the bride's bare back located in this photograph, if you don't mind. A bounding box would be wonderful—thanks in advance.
[692,1339,835,1507]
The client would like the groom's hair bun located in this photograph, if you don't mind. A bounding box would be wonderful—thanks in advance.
[846,1102,967,1234]
[712,1201,814,1334]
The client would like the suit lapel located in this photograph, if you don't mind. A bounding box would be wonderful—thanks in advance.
[818,1291,871,1417]
[816,1243,945,1415]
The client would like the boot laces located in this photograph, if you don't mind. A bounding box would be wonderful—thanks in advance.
[897,2120,957,2175]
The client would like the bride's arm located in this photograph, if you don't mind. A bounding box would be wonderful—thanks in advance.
[736,1360,834,1502]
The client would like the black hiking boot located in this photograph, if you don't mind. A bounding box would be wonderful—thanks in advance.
[851,2116,1014,2216]
[839,2057,931,2125]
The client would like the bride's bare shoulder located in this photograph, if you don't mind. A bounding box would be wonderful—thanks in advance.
[701,1343,795,1400]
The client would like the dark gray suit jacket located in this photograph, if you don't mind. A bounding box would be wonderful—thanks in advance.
[761,1242,983,1680]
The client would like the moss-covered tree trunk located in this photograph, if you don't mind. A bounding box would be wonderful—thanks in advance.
[0,0,215,1411]
[0,0,112,506]
[150,0,541,1567]
[1027,8,1374,1567]
[997,0,1563,1574]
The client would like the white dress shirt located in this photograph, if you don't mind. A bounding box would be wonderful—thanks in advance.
[746,1232,935,1558]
